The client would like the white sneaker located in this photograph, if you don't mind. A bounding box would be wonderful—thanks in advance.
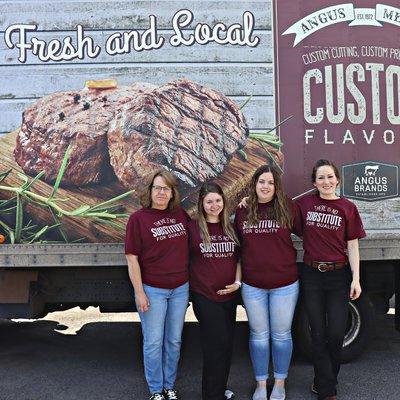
[224,389,235,399]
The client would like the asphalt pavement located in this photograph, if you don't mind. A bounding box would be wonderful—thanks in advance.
[0,308,399,400]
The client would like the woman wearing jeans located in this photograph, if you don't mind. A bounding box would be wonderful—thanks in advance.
[297,160,366,400]
[125,169,189,400]
[235,165,301,400]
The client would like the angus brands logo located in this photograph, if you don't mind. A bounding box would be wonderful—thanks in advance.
[341,162,399,201]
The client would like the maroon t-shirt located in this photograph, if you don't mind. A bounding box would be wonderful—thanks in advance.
[296,193,366,265]
[188,220,238,302]
[234,201,300,289]
[125,207,190,289]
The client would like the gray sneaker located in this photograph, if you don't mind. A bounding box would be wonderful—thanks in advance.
[252,386,267,400]
[270,384,285,400]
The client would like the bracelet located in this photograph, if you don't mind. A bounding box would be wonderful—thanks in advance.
[234,280,242,288]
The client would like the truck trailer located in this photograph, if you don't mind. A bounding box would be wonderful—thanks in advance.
[0,0,399,362]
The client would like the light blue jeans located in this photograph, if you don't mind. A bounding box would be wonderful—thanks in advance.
[139,282,189,394]
[242,280,299,380]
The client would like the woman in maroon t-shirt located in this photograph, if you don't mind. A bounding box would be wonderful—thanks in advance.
[125,169,190,400]
[189,183,241,400]
[235,165,301,400]
[297,159,366,400]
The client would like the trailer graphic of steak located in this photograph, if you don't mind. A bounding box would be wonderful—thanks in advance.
[14,83,155,186]
[14,78,249,192]
[3,78,282,242]
[108,78,249,190]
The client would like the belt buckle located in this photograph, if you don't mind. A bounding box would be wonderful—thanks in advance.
[317,262,329,272]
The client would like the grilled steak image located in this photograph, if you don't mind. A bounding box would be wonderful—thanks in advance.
[107,78,249,189]
[13,78,250,191]
[14,83,155,185]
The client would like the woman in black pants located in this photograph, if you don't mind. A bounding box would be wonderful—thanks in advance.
[188,183,241,400]
[297,159,366,400]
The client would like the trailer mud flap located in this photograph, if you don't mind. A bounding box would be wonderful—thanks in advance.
[0,270,38,303]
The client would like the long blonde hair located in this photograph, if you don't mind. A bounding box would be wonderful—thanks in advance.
[247,165,293,228]
[196,183,239,245]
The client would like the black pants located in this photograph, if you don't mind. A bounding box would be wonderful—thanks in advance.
[300,264,351,400]
[191,291,237,400]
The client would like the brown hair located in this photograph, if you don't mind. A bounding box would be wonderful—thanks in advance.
[247,165,292,228]
[140,169,181,211]
[196,183,239,245]
[311,159,340,183]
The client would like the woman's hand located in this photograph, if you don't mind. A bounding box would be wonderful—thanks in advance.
[347,239,361,301]
[217,282,241,295]
[350,279,362,300]
[238,196,249,208]
[135,291,150,312]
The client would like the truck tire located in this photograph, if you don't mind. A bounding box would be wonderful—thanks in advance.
[294,293,375,363]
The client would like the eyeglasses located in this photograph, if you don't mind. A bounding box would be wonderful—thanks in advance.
[152,185,172,193]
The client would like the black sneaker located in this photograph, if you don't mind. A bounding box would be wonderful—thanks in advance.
[310,383,318,395]
[163,388,178,400]
[149,393,165,400]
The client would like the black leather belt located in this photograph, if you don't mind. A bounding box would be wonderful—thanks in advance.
[309,261,347,272]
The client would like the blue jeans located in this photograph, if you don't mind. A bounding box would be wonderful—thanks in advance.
[139,282,189,394]
[242,281,299,380]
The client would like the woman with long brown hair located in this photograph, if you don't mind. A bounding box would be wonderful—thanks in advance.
[188,182,241,400]
[125,169,190,400]
[235,165,301,400]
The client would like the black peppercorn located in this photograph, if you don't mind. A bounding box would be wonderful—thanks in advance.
[58,111,65,121]
[73,93,81,103]
[83,102,90,110]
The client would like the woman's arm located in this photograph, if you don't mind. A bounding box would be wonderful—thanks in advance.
[126,253,149,312]
[235,261,242,283]
[347,239,362,300]
[217,262,242,295]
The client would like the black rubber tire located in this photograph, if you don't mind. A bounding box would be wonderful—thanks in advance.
[294,292,375,363]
